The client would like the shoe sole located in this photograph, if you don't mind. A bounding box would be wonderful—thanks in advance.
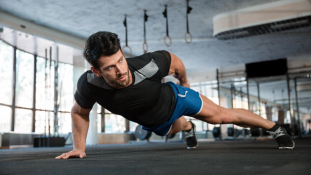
[279,140,295,150]
[187,143,198,150]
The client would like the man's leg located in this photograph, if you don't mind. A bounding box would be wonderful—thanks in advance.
[194,95,294,149]
[167,116,198,149]
[194,94,275,129]
[168,94,294,149]
[167,94,275,135]
[166,116,191,135]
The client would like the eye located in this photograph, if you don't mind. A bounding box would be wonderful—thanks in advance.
[107,66,112,70]
[120,58,123,63]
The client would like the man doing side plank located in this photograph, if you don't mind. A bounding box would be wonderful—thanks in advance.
[56,32,294,159]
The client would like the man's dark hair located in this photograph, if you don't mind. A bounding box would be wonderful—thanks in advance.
[83,31,121,70]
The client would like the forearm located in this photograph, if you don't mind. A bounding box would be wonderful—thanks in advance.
[71,112,89,152]
[172,63,189,88]
[173,68,189,87]
[168,52,190,88]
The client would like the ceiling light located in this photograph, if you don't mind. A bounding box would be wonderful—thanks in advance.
[213,0,311,40]
[217,30,249,39]
[270,19,309,30]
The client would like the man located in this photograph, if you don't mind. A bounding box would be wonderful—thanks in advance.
[56,31,294,159]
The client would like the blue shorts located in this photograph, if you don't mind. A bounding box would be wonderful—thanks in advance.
[142,82,203,136]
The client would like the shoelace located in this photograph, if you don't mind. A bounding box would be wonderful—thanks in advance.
[267,127,285,138]
[185,129,194,138]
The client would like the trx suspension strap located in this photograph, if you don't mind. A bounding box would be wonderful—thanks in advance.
[122,15,132,57]
[163,5,172,47]
[184,0,192,44]
[143,10,148,53]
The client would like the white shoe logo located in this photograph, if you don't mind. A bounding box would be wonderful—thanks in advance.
[178,91,188,97]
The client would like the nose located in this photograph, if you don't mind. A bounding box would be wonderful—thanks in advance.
[116,64,125,74]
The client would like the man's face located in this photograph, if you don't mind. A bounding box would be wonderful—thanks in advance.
[92,49,132,89]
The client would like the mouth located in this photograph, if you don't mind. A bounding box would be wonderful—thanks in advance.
[118,75,127,81]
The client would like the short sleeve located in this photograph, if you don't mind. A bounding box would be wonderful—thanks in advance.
[74,72,96,109]
[150,50,171,79]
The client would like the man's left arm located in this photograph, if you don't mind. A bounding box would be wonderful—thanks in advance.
[168,52,190,88]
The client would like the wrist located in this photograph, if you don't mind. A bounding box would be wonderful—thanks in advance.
[74,146,85,152]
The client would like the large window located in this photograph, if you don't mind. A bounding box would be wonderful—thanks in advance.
[0,40,13,105]
[15,50,34,108]
[130,121,139,132]
[105,110,125,133]
[35,111,54,134]
[58,63,73,134]
[14,49,34,133]
[58,112,71,134]
[14,108,32,133]
[0,38,74,134]
[58,63,73,111]
[0,40,13,132]
[97,104,134,133]
[36,56,54,110]
[0,106,11,132]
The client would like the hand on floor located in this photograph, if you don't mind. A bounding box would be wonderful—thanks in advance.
[55,149,86,159]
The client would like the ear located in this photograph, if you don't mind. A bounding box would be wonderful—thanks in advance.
[91,67,102,77]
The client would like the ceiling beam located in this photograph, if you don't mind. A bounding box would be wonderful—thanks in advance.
[0,11,86,49]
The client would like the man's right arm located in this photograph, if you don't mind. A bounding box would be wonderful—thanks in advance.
[55,101,92,159]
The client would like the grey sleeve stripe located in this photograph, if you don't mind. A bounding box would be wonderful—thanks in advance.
[134,59,159,85]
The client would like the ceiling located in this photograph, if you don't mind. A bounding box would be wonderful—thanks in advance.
[0,0,311,72]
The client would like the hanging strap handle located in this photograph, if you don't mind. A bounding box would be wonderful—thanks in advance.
[122,15,132,57]
[163,5,172,47]
[143,10,148,53]
[184,0,192,44]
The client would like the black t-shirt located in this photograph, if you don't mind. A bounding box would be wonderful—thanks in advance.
[74,50,175,127]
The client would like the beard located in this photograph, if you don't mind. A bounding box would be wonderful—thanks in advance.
[107,70,131,88]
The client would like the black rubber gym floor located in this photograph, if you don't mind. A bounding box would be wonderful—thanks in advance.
[1,137,310,175]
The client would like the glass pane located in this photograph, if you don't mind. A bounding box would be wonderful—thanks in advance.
[0,106,12,132]
[130,121,139,132]
[58,63,73,111]
[15,50,34,108]
[97,114,101,133]
[35,111,45,133]
[58,112,71,134]
[36,57,54,110]
[105,114,125,133]
[97,103,101,113]
[192,120,204,132]
[35,111,54,134]
[97,104,102,133]
[0,40,13,105]
[15,108,32,133]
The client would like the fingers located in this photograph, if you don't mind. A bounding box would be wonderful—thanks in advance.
[62,153,71,159]
[55,153,66,159]
[55,152,72,159]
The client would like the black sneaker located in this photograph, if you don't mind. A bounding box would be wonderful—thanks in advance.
[184,121,198,149]
[267,123,295,150]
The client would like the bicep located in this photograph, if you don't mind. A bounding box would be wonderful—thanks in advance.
[71,101,92,116]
